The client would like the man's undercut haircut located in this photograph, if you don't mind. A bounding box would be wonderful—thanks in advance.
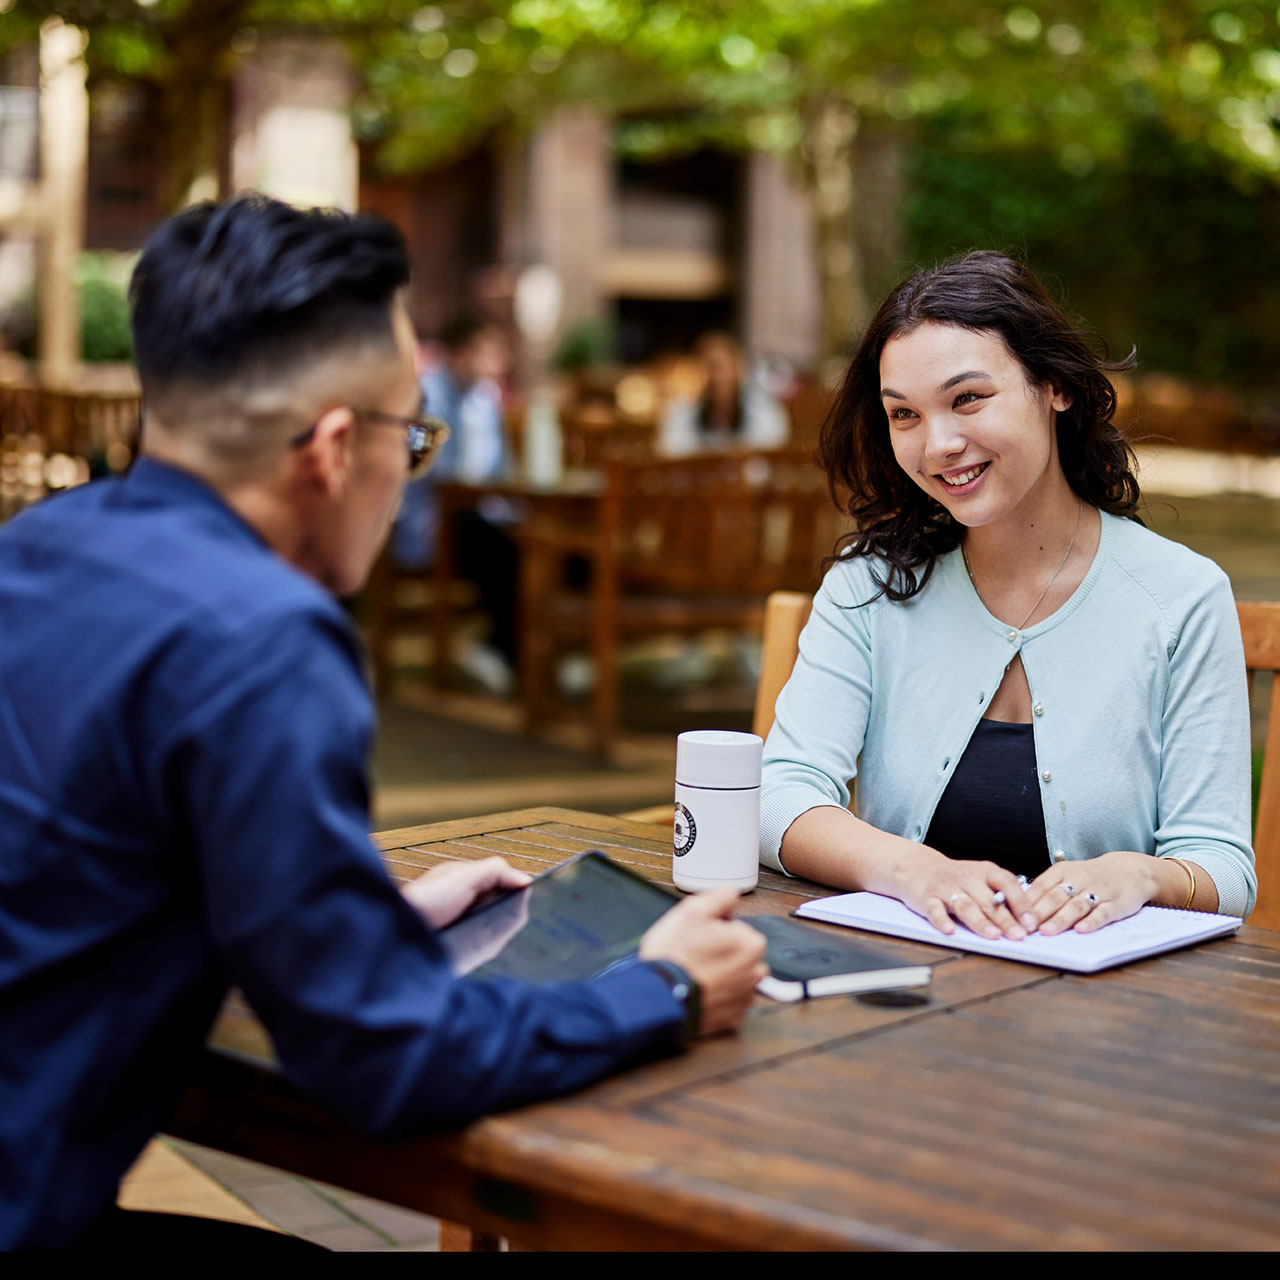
[129,195,410,402]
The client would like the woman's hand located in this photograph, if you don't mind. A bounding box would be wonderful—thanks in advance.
[1022,852,1158,935]
[401,856,532,930]
[891,846,1034,940]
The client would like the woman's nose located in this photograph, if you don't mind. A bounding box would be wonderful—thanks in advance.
[921,415,966,464]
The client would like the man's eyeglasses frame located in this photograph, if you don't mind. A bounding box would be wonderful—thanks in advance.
[289,407,451,479]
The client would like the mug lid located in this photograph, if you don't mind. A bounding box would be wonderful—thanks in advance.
[676,729,763,789]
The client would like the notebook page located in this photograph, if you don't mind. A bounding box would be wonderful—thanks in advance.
[795,891,1241,973]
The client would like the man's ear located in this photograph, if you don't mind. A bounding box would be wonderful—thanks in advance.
[295,406,356,499]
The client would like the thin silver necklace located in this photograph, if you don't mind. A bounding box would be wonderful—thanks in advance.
[962,496,1083,633]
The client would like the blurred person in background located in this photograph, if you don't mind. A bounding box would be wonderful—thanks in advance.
[657,331,790,457]
[0,195,767,1251]
[654,331,791,688]
[392,315,518,694]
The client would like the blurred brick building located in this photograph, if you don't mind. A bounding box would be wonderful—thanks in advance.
[1,31,826,373]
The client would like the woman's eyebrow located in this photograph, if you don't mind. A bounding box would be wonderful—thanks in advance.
[939,369,992,390]
[881,370,995,400]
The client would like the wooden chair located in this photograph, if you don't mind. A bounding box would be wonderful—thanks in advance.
[751,590,813,740]
[1240,602,1280,929]
[518,450,848,757]
[361,546,480,700]
[0,385,140,512]
[39,389,140,466]
[560,405,656,468]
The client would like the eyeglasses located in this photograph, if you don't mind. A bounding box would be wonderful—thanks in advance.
[289,406,451,479]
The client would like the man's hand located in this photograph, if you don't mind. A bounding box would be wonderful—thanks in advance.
[402,856,531,930]
[639,888,768,1037]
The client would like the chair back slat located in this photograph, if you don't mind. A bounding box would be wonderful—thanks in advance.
[607,449,849,599]
[1239,602,1280,930]
[752,591,812,740]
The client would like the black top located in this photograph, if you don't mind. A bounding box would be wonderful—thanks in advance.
[924,719,1051,880]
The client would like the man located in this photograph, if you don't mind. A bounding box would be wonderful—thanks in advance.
[392,315,519,692]
[0,196,765,1249]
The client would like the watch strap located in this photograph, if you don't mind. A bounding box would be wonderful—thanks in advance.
[646,959,701,1048]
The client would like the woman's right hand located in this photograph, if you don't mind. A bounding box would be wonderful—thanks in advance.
[890,846,1033,940]
[778,808,1033,941]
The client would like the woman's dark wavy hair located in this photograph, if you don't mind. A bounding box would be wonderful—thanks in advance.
[819,249,1141,602]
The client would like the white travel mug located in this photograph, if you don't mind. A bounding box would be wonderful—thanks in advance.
[672,730,762,894]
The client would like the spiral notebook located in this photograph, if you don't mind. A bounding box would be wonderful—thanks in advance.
[793,891,1242,973]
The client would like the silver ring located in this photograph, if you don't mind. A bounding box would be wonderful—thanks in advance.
[948,891,967,909]
[1060,883,1077,897]
[1084,892,1099,906]
[991,891,1006,907]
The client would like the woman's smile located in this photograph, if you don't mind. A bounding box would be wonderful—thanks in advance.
[879,322,1070,532]
[937,461,990,492]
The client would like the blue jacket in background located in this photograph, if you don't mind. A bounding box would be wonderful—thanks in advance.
[392,364,510,569]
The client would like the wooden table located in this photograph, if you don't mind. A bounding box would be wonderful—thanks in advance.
[168,808,1280,1251]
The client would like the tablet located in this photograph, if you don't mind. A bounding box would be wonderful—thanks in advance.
[436,850,679,982]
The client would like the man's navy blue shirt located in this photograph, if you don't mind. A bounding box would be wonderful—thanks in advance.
[0,458,681,1248]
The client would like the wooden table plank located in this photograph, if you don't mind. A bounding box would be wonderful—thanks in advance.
[585,954,1053,1109]
[369,806,603,850]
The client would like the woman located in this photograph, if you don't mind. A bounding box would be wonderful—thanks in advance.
[760,251,1255,939]
[658,331,789,457]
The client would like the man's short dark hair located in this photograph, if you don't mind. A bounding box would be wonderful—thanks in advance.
[129,195,410,398]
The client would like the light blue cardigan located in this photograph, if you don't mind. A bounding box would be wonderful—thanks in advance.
[760,510,1257,918]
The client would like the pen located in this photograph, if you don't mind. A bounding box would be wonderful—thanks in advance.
[993,876,1031,907]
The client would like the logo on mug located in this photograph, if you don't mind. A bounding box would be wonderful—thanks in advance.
[673,802,696,856]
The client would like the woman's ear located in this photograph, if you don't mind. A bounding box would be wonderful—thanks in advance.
[1050,384,1073,413]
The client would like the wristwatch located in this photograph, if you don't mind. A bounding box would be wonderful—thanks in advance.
[646,960,701,1048]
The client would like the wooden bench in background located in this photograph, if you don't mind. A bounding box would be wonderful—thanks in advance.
[0,381,139,517]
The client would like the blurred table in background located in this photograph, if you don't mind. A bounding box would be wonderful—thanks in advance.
[429,473,604,693]
[371,449,850,756]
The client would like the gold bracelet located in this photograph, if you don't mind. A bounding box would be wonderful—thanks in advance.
[1166,857,1196,910]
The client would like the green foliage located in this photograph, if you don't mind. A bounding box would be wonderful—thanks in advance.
[350,1,1280,354]
[904,118,1280,388]
[553,316,616,370]
[74,251,134,362]
[353,2,1280,178]
[8,1,1280,363]
[8,252,134,362]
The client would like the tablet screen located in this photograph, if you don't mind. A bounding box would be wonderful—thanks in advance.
[436,851,680,983]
